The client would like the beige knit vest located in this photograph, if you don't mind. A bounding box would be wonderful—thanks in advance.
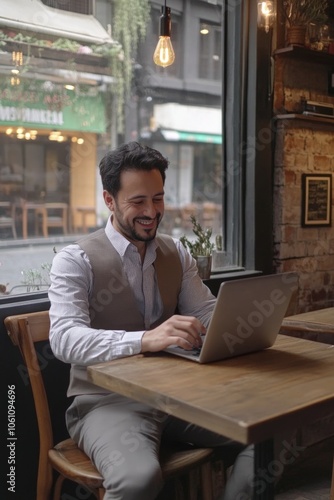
[67,229,182,396]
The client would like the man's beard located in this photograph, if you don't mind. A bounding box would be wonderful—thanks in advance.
[113,205,162,243]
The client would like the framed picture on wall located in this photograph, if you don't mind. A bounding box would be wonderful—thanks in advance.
[301,174,332,227]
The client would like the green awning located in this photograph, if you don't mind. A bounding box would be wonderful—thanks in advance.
[0,89,106,133]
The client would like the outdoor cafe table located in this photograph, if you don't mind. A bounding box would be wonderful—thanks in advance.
[87,335,334,499]
[14,201,47,239]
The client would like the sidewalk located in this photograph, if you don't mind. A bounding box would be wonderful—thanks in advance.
[0,233,80,294]
[0,232,81,250]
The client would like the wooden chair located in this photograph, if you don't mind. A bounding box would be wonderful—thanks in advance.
[0,201,17,238]
[331,455,334,500]
[35,203,68,237]
[5,311,217,500]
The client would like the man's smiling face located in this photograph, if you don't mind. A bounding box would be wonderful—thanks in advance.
[104,168,165,248]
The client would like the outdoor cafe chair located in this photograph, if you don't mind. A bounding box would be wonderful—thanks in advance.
[0,201,17,239]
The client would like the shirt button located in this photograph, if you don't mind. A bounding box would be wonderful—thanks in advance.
[128,347,134,355]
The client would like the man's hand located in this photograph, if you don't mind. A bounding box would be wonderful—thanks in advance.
[141,315,206,353]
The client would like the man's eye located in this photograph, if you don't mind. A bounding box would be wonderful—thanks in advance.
[154,198,164,203]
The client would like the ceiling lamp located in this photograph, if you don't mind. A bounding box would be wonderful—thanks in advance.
[200,24,209,35]
[11,70,20,86]
[11,50,23,86]
[49,130,66,142]
[257,1,276,33]
[12,50,23,67]
[153,1,175,68]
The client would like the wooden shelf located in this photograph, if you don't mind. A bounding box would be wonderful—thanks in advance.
[275,113,334,126]
[274,46,334,66]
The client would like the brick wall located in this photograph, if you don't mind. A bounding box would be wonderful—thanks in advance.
[273,117,334,312]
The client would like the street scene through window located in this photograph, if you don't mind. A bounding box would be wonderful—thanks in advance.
[0,0,233,296]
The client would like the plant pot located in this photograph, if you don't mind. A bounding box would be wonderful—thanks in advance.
[286,26,307,46]
[195,255,212,280]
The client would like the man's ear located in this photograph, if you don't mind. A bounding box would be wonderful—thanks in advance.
[103,190,114,210]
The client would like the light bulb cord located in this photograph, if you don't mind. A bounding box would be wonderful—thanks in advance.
[159,3,171,37]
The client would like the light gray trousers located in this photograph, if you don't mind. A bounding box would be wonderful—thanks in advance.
[66,393,254,500]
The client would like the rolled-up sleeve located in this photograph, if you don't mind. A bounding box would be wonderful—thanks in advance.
[48,245,144,366]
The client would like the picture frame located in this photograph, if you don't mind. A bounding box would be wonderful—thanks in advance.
[301,174,332,227]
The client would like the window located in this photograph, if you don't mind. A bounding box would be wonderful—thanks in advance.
[0,0,265,299]
[41,0,94,15]
[199,21,222,80]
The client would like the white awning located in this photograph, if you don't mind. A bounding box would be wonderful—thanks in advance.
[154,103,222,135]
[0,0,113,45]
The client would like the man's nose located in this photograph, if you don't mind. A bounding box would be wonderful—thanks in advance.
[143,201,156,217]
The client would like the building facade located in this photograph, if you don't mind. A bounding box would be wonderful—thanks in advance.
[0,0,227,246]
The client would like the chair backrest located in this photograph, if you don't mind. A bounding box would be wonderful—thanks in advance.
[0,201,16,237]
[45,202,68,223]
[5,311,54,497]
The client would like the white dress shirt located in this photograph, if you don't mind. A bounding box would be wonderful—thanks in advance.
[49,217,216,366]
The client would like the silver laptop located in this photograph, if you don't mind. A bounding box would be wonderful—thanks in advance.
[164,272,298,363]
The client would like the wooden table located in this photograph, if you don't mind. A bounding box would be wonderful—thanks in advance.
[281,307,334,344]
[88,335,334,499]
[72,206,95,233]
[14,201,47,239]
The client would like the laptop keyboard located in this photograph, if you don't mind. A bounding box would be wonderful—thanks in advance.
[167,334,204,357]
[180,344,202,356]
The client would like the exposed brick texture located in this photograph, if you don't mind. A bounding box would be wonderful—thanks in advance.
[273,119,334,312]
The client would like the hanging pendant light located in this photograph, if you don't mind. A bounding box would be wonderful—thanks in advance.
[153,1,175,68]
[11,50,23,86]
[257,1,276,34]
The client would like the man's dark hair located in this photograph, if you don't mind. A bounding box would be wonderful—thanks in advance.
[99,142,169,197]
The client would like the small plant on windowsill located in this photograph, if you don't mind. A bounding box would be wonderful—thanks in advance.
[180,215,215,279]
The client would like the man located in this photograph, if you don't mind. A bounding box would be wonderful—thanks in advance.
[49,142,253,499]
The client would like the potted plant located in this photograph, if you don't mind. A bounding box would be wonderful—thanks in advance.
[180,215,215,279]
[282,0,328,47]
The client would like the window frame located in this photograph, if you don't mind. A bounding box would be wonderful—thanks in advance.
[222,0,274,273]
[198,20,222,81]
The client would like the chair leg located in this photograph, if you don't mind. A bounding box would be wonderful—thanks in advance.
[200,461,214,500]
[42,209,48,237]
[62,211,68,234]
[183,465,213,500]
[53,475,105,500]
[330,455,334,500]
[52,474,66,500]
[11,221,17,239]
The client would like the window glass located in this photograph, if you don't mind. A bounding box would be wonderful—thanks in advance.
[0,0,240,298]
[199,21,222,80]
